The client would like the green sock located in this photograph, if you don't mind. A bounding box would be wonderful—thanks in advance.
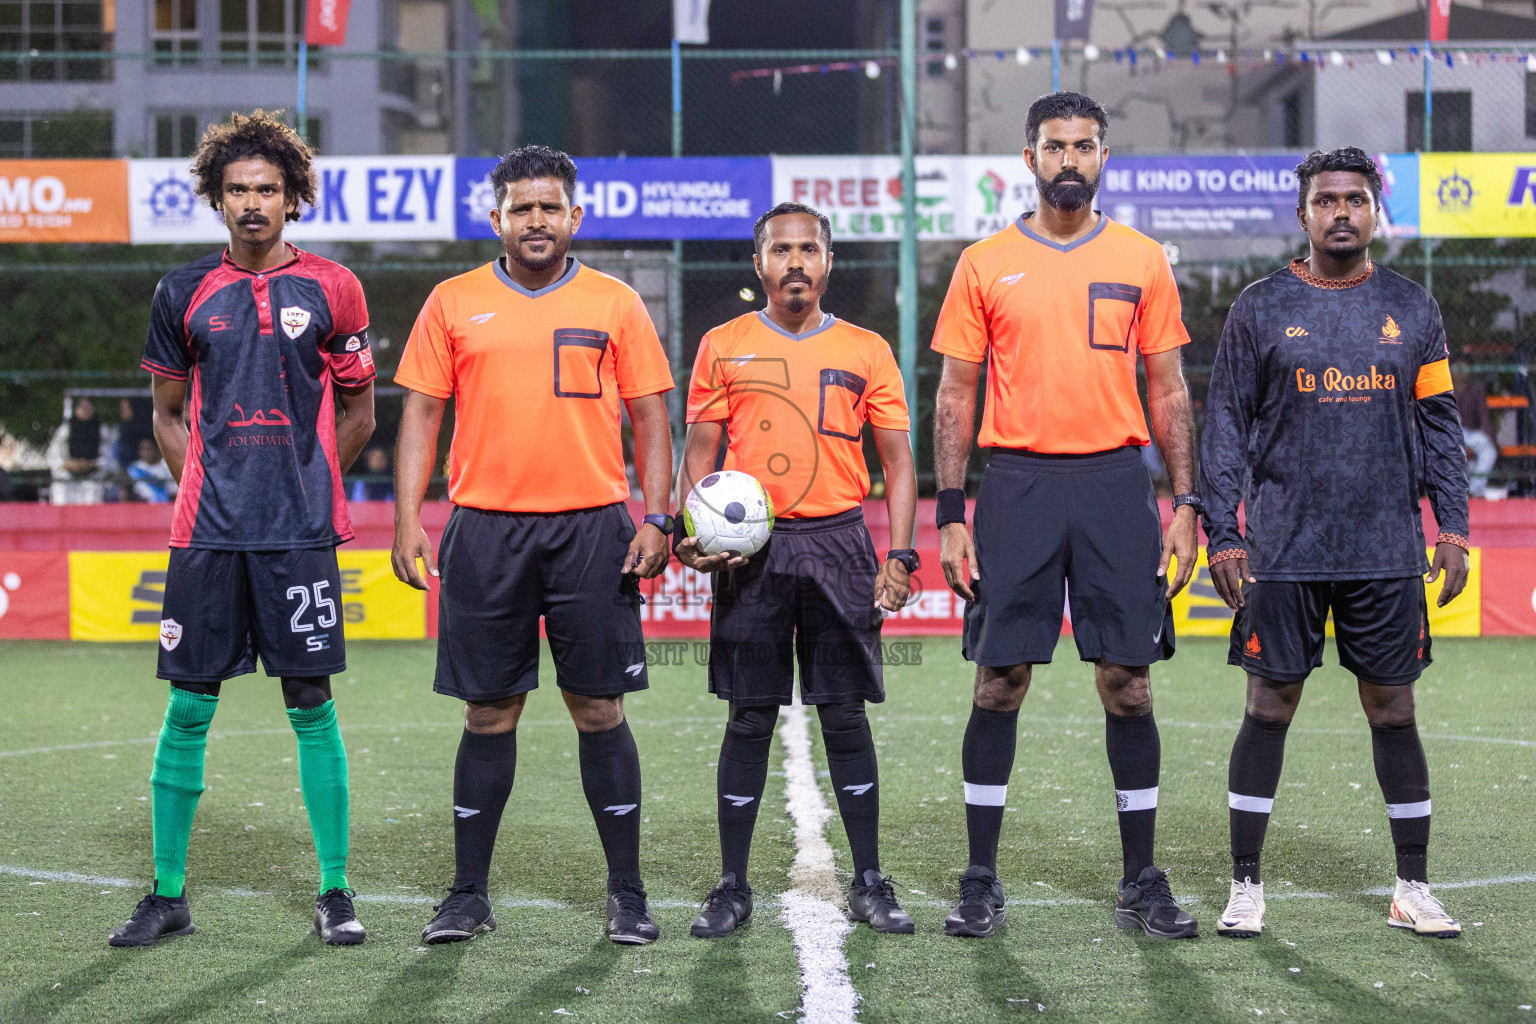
[288,700,350,893]
[150,686,219,898]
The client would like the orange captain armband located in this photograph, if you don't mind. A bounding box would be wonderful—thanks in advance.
[1415,358,1453,400]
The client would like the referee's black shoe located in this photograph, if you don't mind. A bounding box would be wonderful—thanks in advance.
[315,887,366,945]
[607,882,660,945]
[944,865,1006,938]
[108,887,194,947]
[690,873,753,938]
[848,870,915,934]
[1115,865,1199,939]
[422,883,496,943]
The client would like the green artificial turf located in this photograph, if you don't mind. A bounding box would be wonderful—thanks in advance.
[0,637,1532,1023]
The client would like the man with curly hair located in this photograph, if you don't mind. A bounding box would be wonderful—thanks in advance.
[110,110,378,948]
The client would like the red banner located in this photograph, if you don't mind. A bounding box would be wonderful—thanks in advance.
[1428,0,1451,42]
[0,552,70,639]
[304,0,351,46]
[1481,548,1536,636]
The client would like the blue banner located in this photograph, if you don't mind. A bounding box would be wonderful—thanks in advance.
[1095,155,1303,236]
[454,157,772,241]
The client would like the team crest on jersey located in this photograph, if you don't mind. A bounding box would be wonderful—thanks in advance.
[1380,314,1403,343]
[280,306,312,340]
[160,618,183,651]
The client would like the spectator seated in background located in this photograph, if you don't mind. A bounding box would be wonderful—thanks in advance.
[1454,374,1499,499]
[127,438,177,503]
[46,397,112,481]
[113,396,156,472]
[348,445,395,502]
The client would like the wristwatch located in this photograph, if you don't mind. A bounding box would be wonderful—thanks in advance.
[642,513,674,535]
[886,548,921,573]
[1171,493,1205,517]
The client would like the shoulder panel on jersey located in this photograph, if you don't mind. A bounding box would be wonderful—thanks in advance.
[179,252,249,336]
[295,248,369,334]
[157,251,224,320]
[572,260,641,298]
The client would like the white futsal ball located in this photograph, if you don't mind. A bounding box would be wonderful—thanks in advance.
[683,470,774,558]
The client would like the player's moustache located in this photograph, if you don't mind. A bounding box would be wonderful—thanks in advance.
[238,214,269,226]
[779,271,813,288]
[1039,168,1097,211]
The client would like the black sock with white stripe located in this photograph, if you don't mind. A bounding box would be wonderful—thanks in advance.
[578,720,644,890]
[1371,721,1431,883]
[1105,710,1161,882]
[717,703,778,886]
[818,701,881,881]
[1227,713,1290,883]
[451,728,517,892]
[961,704,1018,873]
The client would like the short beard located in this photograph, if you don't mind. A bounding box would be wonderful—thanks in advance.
[1321,239,1368,262]
[506,237,569,274]
[1037,170,1099,213]
[785,294,809,314]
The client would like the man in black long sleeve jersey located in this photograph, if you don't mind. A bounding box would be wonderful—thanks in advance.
[1200,147,1470,940]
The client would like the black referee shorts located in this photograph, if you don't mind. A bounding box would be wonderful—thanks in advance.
[1228,577,1431,686]
[708,507,885,707]
[962,446,1174,668]
[434,503,649,702]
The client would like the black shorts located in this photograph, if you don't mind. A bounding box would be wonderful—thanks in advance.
[156,547,346,683]
[434,503,649,703]
[708,507,885,707]
[963,447,1174,668]
[1228,577,1431,685]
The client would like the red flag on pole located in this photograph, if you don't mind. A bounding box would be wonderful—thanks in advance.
[305,0,351,46]
[1428,0,1451,43]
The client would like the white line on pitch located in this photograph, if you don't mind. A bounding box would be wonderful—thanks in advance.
[777,700,859,1024]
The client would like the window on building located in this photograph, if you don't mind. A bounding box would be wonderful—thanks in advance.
[923,16,946,78]
[155,112,201,157]
[220,0,319,68]
[0,0,112,81]
[1526,72,1536,137]
[1282,91,1303,148]
[0,111,113,157]
[152,0,198,65]
[1406,90,1472,151]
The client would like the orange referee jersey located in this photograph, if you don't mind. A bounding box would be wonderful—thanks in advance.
[687,310,909,518]
[396,258,674,513]
[931,214,1190,453]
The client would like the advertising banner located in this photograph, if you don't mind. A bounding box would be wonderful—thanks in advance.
[336,550,425,640]
[0,159,129,243]
[1375,152,1419,237]
[1480,547,1536,636]
[772,154,1311,240]
[0,551,70,639]
[453,156,772,241]
[1419,153,1536,237]
[68,551,169,642]
[128,156,457,243]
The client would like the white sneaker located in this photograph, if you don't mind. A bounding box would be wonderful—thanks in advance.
[1217,877,1265,937]
[1388,878,1461,938]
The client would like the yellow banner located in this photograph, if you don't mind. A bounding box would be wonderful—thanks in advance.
[1171,549,1481,641]
[1420,154,1536,237]
[68,550,424,642]
[336,550,425,640]
[68,551,171,641]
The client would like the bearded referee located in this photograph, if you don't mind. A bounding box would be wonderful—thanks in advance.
[678,203,918,937]
[1204,148,1470,940]
[392,146,675,945]
[933,92,1200,939]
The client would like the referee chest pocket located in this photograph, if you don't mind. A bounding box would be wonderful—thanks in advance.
[1087,282,1142,352]
[817,368,868,441]
[553,328,611,398]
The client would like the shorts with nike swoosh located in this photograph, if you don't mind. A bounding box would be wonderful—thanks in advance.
[962,446,1175,667]
[434,503,650,701]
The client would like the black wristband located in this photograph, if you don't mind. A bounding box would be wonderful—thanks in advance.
[936,488,967,528]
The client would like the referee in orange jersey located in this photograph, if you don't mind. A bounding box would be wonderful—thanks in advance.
[391,146,675,945]
[932,93,1200,939]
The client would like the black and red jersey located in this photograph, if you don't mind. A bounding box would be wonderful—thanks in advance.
[140,246,376,551]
